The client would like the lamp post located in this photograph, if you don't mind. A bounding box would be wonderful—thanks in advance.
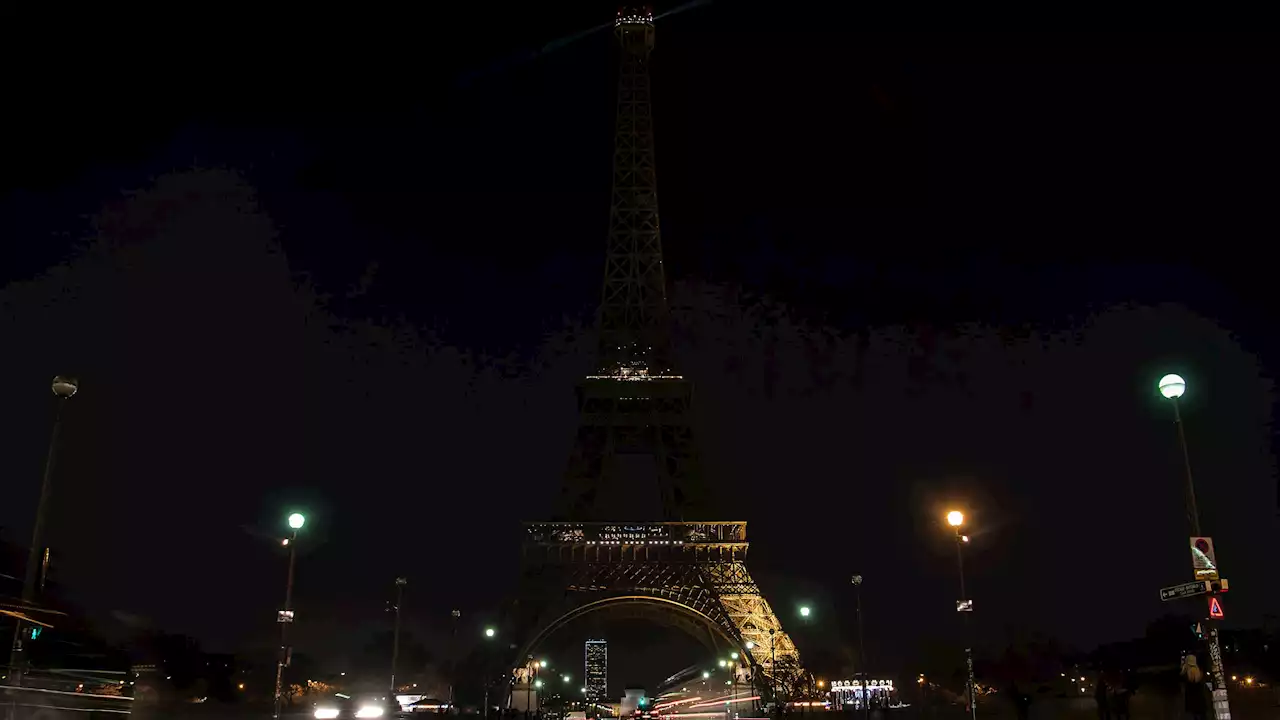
[768,628,777,719]
[7,376,78,686]
[273,512,305,719]
[483,628,496,720]
[1157,374,1201,536]
[391,577,407,693]
[449,610,461,710]
[1157,373,1231,718]
[851,575,869,720]
[726,657,737,720]
[947,510,977,720]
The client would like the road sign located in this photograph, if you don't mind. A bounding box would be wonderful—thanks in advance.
[956,599,973,612]
[1209,596,1224,619]
[1160,580,1211,601]
[277,610,295,623]
[1190,537,1219,581]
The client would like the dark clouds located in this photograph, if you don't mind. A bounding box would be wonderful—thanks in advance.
[1,169,1274,671]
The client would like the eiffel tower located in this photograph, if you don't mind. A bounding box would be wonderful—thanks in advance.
[502,5,802,702]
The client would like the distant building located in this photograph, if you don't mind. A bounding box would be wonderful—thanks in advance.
[584,640,607,702]
[621,687,647,717]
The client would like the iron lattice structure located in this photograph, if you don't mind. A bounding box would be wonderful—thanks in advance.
[558,4,703,522]
[503,6,802,703]
[510,524,801,688]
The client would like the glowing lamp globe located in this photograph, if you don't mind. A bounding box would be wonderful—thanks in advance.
[946,511,964,528]
[1158,374,1186,400]
[51,376,80,399]
[288,513,306,530]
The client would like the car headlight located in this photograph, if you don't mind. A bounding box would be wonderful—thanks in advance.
[355,706,385,718]
[315,708,340,719]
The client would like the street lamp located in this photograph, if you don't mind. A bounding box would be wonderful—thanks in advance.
[768,628,777,718]
[482,628,496,720]
[1158,373,1231,716]
[7,376,79,685]
[851,575,869,720]
[1157,374,1202,536]
[798,606,811,618]
[274,511,306,719]
[391,577,408,693]
[946,510,976,720]
[448,610,462,709]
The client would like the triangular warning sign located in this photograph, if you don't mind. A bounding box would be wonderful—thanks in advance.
[1208,596,1224,619]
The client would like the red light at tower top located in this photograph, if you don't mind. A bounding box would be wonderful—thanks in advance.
[616,5,655,26]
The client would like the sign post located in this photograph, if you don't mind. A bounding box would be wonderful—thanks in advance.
[1159,581,1210,602]
[1186,538,1229,720]
[1190,537,1219,581]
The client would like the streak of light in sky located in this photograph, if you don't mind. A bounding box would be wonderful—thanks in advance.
[457,0,716,86]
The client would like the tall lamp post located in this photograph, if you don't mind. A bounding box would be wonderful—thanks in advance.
[391,577,407,693]
[449,610,461,709]
[851,575,869,719]
[1157,373,1231,718]
[947,510,977,720]
[768,628,777,718]
[7,376,78,686]
[273,511,306,720]
[483,627,496,720]
[797,607,812,717]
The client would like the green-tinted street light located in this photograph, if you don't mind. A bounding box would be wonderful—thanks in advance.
[1158,373,1187,400]
[484,627,496,638]
[288,513,306,530]
[799,606,811,618]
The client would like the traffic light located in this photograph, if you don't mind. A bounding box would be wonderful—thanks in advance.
[1191,623,1204,640]
[28,626,42,640]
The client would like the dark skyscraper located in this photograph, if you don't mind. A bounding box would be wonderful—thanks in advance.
[585,639,607,702]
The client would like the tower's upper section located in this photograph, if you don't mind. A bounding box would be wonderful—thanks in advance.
[615,5,655,54]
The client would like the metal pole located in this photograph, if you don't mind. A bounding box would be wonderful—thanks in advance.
[1170,398,1231,719]
[7,399,67,685]
[449,610,460,709]
[391,578,407,693]
[483,641,492,720]
[956,530,976,720]
[769,629,776,719]
[273,530,298,719]
[1171,399,1202,537]
[854,582,868,720]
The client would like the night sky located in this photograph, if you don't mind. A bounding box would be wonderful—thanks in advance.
[1,8,1276,687]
